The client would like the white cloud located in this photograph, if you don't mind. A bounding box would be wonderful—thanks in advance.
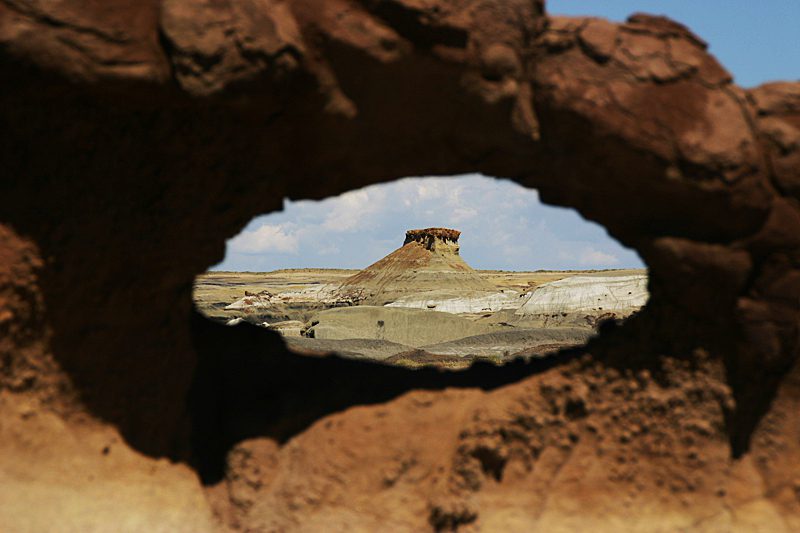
[579,247,620,267]
[415,181,446,200]
[502,243,532,260]
[212,174,645,272]
[318,244,341,255]
[445,184,465,206]
[449,207,478,224]
[228,224,298,254]
[557,250,575,261]
[321,187,387,232]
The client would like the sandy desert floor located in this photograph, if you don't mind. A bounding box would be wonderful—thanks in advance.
[194,268,646,310]
[194,268,647,366]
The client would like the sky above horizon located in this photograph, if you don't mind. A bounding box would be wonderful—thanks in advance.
[211,1,798,273]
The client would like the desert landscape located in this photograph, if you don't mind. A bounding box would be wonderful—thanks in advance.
[3,1,800,531]
[195,228,647,367]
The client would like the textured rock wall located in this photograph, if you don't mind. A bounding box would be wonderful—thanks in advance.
[1,0,800,531]
[404,227,462,249]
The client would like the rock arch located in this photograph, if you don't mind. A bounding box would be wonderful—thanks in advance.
[2,1,800,530]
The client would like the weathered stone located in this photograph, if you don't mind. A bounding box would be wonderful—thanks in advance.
[750,82,800,199]
[1,1,800,531]
[337,227,497,305]
[0,0,169,82]
[513,274,648,326]
[161,0,307,96]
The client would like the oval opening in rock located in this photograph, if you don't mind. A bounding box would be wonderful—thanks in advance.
[194,174,648,368]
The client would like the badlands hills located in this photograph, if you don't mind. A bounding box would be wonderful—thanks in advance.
[336,227,497,306]
[194,228,648,366]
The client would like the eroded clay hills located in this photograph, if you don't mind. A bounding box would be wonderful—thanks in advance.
[211,227,645,362]
[338,227,496,304]
[2,1,800,531]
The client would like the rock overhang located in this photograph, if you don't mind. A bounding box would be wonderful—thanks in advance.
[404,227,461,254]
[2,1,800,531]
[404,227,460,243]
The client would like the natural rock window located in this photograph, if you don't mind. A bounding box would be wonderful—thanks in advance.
[8,1,800,531]
[194,175,648,368]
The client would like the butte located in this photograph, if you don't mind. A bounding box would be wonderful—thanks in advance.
[336,227,518,313]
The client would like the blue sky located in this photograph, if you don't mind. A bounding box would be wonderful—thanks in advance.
[212,2,798,273]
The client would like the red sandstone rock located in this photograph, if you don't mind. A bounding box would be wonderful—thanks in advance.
[0,0,169,82]
[1,1,800,531]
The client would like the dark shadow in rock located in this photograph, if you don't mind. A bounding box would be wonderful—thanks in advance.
[188,308,586,484]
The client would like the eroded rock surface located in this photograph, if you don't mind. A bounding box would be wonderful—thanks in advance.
[225,227,523,316]
[384,289,522,313]
[514,273,649,327]
[337,227,499,306]
[2,1,800,531]
[304,305,492,347]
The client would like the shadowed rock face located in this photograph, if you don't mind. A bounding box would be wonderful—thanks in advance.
[2,1,800,531]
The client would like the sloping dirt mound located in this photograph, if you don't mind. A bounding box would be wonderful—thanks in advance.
[337,228,497,305]
[509,343,580,358]
[206,352,756,533]
[305,306,492,347]
[420,327,594,357]
[384,348,463,365]
[284,337,414,360]
[288,331,584,366]
[516,274,648,314]
[514,274,649,327]
[385,288,523,313]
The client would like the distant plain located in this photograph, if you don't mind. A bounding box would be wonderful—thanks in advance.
[194,268,647,367]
